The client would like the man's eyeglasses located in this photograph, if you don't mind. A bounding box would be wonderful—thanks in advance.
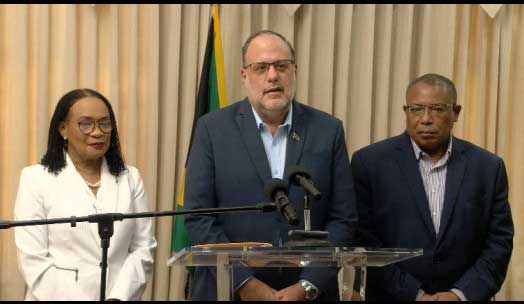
[78,118,113,135]
[243,60,295,75]
[403,103,455,116]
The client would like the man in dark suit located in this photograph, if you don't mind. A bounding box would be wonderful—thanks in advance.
[184,30,357,301]
[351,73,514,301]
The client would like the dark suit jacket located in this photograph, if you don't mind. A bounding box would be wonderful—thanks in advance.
[184,98,358,300]
[351,132,514,301]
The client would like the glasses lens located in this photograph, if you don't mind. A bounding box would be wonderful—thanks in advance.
[78,121,94,134]
[430,104,448,113]
[274,60,293,72]
[408,105,424,114]
[99,120,113,133]
[251,63,269,74]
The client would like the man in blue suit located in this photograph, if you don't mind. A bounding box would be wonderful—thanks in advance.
[184,30,357,301]
[351,73,514,301]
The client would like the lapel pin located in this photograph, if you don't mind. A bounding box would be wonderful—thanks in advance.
[292,132,300,142]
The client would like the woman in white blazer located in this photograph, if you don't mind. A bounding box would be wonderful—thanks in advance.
[14,88,157,301]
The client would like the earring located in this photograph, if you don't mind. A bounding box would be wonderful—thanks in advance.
[63,137,68,148]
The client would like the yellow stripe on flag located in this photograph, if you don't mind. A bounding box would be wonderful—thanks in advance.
[213,5,227,109]
[176,170,186,207]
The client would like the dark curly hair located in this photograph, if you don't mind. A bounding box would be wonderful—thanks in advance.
[40,88,126,176]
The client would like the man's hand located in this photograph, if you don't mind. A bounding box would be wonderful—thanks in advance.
[417,292,437,301]
[237,277,277,301]
[433,291,460,301]
[275,283,306,301]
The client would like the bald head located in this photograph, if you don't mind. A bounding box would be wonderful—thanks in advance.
[241,30,295,67]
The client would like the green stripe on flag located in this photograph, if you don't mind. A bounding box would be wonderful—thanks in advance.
[208,47,220,112]
[172,204,190,252]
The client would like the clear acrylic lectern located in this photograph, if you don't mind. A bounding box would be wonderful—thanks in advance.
[167,246,422,300]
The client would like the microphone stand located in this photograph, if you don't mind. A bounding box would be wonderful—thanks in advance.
[1,203,277,301]
[284,194,333,247]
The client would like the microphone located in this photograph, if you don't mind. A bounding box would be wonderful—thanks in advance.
[264,178,300,226]
[285,165,322,200]
[0,221,12,229]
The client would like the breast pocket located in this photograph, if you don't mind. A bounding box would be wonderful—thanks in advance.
[48,223,74,247]
[462,193,489,225]
[301,151,330,175]
[463,193,487,210]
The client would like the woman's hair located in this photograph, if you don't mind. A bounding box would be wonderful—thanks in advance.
[40,88,126,176]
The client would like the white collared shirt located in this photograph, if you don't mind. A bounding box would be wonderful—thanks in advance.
[410,136,452,235]
[251,105,293,179]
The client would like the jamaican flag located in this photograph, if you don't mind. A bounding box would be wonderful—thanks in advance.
[171,4,227,254]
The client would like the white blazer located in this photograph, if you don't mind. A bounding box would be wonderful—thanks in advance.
[14,154,157,301]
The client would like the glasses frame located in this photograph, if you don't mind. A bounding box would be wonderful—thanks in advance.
[243,59,296,75]
[403,103,456,116]
[77,118,113,135]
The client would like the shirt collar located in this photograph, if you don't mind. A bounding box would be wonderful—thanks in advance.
[251,104,293,134]
[410,135,453,161]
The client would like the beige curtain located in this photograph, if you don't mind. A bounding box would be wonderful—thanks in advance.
[0,4,522,300]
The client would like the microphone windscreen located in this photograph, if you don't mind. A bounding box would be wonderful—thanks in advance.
[264,178,288,200]
[285,165,311,185]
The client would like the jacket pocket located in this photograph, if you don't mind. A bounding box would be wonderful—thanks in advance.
[54,265,79,282]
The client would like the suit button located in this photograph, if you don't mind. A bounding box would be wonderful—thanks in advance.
[434,255,441,264]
